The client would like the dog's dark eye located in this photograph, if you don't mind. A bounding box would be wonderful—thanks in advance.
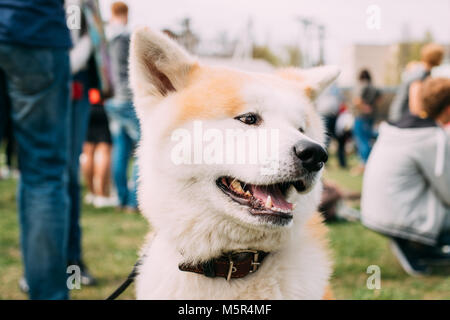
[299,127,305,133]
[235,113,260,125]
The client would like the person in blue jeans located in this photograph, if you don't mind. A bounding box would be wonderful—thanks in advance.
[66,7,98,286]
[353,117,374,163]
[105,2,140,212]
[352,70,381,170]
[106,101,140,211]
[0,1,72,299]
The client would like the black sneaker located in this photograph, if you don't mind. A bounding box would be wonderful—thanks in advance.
[421,245,450,266]
[390,238,430,276]
[68,260,97,286]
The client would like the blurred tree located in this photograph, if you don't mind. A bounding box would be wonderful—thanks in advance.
[423,30,434,43]
[178,17,199,53]
[252,45,280,66]
[394,30,435,84]
[284,45,303,67]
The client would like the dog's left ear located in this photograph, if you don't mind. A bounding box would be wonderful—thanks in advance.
[129,27,197,99]
[278,66,340,100]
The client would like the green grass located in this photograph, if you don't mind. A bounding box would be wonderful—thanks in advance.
[0,177,148,300]
[0,154,448,299]
[324,155,449,299]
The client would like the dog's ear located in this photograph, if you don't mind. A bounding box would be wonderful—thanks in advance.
[129,27,197,99]
[278,66,340,100]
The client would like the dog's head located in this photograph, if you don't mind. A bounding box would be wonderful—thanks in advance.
[130,28,339,254]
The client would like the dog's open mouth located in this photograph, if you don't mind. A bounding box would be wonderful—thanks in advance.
[216,177,306,222]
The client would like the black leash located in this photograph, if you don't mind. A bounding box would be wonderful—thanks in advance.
[106,258,142,300]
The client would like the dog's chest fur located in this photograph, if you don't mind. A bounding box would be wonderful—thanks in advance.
[136,214,331,300]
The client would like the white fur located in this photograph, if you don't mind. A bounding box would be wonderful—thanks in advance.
[129,27,339,300]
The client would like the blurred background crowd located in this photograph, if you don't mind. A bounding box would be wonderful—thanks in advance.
[0,0,449,299]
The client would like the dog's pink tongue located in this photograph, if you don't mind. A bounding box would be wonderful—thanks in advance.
[249,184,293,211]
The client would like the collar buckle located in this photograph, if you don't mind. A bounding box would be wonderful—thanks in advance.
[226,250,261,281]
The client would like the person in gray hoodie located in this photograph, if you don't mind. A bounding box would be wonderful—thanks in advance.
[104,2,140,212]
[361,77,450,276]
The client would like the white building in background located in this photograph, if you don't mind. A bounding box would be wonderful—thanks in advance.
[338,44,399,87]
[339,44,450,88]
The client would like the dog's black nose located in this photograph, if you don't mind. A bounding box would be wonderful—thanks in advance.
[294,141,328,172]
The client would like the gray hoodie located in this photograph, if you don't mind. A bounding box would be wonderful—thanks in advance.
[387,67,430,123]
[106,23,132,102]
[361,121,449,245]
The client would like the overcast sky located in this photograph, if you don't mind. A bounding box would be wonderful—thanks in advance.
[99,0,450,64]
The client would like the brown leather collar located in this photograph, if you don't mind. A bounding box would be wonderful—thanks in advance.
[179,250,268,281]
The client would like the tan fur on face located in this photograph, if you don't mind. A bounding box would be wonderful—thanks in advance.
[173,65,322,130]
[174,66,248,126]
[277,67,340,101]
[277,68,306,83]
[277,68,313,99]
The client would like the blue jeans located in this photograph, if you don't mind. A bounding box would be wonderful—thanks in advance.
[0,44,71,299]
[324,115,348,168]
[67,72,91,263]
[105,99,140,208]
[0,69,8,140]
[353,117,374,164]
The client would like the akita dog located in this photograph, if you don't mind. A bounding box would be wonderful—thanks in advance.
[129,27,339,300]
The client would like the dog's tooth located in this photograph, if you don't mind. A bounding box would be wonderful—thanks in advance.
[231,179,244,194]
[265,196,273,208]
[245,191,252,197]
[292,203,296,209]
